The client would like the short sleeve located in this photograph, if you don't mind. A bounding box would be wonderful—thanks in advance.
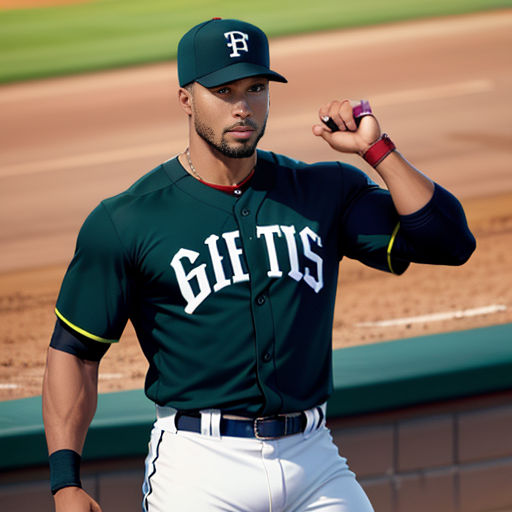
[55,202,132,343]
[339,166,410,275]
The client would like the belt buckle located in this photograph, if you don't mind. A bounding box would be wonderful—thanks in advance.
[253,415,287,440]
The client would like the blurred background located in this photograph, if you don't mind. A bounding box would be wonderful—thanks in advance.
[1,0,511,397]
[1,0,507,83]
[1,1,512,511]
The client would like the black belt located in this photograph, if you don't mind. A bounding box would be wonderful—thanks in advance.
[175,408,323,440]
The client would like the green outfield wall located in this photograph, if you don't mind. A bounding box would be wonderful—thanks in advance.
[1,323,512,511]
[1,322,511,471]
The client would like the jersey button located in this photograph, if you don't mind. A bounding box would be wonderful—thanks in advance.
[234,189,242,196]
[263,352,272,363]
[241,208,250,216]
[256,295,266,306]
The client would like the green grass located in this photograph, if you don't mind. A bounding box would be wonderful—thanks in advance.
[1,0,510,84]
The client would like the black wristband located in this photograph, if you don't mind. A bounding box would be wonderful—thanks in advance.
[49,449,82,495]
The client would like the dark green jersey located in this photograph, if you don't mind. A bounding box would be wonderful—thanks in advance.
[55,150,407,416]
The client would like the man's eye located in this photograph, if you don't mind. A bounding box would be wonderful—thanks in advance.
[250,84,266,92]
[216,87,230,94]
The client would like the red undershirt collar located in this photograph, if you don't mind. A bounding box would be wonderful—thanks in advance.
[197,168,255,195]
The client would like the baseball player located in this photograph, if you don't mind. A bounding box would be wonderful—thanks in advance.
[42,18,476,512]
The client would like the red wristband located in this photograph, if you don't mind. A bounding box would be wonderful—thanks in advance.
[362,134,396,167]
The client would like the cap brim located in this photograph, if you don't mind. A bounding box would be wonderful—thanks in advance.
[196,62,287,87]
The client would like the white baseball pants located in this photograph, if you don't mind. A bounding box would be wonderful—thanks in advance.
[142,406,374,512]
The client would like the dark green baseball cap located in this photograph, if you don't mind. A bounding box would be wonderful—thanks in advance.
[178,18,287,87]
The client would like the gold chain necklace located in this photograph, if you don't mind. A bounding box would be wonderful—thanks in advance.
[185,148,203,181]
[185,148,254,190]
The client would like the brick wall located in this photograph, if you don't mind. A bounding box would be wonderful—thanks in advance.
[331,390,512,512]
[1,390,511,511]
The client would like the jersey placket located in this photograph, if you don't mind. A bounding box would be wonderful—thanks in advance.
[234,185,283,416]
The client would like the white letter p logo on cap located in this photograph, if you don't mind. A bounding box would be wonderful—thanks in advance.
[224,31,249,58]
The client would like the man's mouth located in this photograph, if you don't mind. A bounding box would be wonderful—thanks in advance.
[227,125,255,139]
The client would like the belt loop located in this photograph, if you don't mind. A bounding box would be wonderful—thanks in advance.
[318,402,327,428]
[155,405,178,434]
[303,408,316,438]
[200,409,212,436]
[200,409,221,439]
[211,410,221,439]
[303,403,326,439]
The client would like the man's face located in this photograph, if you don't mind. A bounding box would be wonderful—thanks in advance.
[189,77,270,158]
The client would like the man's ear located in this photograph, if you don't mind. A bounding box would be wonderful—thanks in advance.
[178,86,193,116]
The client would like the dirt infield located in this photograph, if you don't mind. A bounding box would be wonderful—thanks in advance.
[1,11,511,401]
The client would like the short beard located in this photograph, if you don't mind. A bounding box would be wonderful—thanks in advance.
[194,116,267,159]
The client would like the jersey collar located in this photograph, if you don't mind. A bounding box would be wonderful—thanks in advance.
[162,150,277,213]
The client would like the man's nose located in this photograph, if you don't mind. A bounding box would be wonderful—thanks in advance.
[233,98,252,118]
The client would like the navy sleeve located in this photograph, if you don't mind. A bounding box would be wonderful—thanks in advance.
[392,183,476,265]
[339,166,409,274]
[50,319,111,361]
[340,171,475,273]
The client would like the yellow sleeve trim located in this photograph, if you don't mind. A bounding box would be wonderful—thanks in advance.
[386,222,401,275]
[55,308,118,344]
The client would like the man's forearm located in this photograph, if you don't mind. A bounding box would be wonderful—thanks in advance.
[372,150,435,216]
[43,348,102,510]
[42,347,99,454]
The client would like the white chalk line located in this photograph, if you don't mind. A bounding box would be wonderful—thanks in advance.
[0,79,494,179]
[0,308,507,392]
[0,375,123,390]
[99,373,124,380]
[356,304,507,328]
[0,383,20,389]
